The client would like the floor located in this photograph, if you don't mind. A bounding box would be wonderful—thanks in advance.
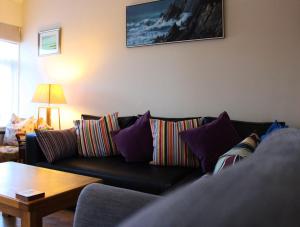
[0,210,74,227]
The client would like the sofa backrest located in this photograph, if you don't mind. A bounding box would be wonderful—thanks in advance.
[81,114,138,129]
[120,128,300,227]
[82,114,281,139]
[204,116,285,138]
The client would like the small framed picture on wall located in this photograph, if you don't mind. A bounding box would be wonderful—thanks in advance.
[38,28,61,56]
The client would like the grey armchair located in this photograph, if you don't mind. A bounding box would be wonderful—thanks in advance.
[74,183,159,227]
[74,129,300,227]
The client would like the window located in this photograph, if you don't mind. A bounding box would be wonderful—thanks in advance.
[0,40,19,126]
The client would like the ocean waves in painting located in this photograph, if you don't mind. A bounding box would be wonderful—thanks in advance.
[127,12,192,47]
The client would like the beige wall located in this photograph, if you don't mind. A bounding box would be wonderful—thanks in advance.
[0,0,23,26]
[20,0,300,128]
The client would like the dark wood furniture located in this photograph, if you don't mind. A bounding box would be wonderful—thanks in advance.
[16,133,26,163]
[0,162,101,227]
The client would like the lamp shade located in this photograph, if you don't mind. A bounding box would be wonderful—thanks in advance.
[32,84,67,104]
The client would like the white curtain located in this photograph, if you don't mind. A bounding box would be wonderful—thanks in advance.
[0,40,19,126]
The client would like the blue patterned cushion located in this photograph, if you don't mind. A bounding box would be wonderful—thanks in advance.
[261,121,288,140]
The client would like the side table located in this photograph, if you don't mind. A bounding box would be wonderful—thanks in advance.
[16,133,26,163]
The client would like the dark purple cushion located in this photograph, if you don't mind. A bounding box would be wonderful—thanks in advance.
[180,112,241,173]
[112,111,153,162]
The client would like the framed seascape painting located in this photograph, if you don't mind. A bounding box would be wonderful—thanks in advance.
[126,0,224,47]
[38,28,61,56]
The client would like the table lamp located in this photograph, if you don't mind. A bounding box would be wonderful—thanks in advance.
[32,84,66,129]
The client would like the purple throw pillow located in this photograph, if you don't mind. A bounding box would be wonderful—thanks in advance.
[112,111,153,162]
[180,112,240,173]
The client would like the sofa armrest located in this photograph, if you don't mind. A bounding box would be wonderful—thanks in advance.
[74,183,159,227]
[25,133,47,165]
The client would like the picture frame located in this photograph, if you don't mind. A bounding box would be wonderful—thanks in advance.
[126,0,224,48]
[38,28,61,56]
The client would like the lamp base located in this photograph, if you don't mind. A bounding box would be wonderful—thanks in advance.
[46,107,52,126]
[37,106,61,129]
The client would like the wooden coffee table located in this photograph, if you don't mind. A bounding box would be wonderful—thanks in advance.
[0,162,101,227]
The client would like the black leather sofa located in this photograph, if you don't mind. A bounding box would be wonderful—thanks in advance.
[25,115,282,195]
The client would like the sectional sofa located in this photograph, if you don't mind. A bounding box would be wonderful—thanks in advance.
[25,114,281,195]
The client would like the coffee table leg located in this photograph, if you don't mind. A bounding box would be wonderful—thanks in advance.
[21,211,42,227]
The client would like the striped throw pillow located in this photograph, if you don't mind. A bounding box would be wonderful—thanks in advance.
[213,133,260,174]
[35,128,78,163]
[150,118,202,168]
[75,112,120,157]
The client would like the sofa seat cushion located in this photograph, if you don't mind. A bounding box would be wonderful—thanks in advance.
[36,156,200,194]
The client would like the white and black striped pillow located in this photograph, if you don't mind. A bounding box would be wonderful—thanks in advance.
[35,128,78,163]
[213,133,260,174]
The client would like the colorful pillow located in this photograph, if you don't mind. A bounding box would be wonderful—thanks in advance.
[75,112,120,157]
[4,114,35,146]
[112,111,153,162]
[180,112,240,173]
[35,128,78,163]
[150,118,202,168]
[213,133,260,174]
[261,121,288,141]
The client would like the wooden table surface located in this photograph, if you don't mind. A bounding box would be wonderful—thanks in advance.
[0,162,101,227]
